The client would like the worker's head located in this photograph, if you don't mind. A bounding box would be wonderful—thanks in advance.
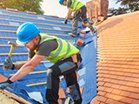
[16,22,40,50]
[59,0,67,5]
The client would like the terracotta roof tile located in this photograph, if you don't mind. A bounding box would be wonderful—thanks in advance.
[132,99,139,104]
[105,98,123,104]
[92,11,139,104]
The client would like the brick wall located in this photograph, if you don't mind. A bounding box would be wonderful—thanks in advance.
[86,0,109,20]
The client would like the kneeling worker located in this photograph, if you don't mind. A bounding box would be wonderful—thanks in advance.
[0,22,82,104]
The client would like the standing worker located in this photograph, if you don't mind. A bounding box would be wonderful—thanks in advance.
[59,0,95,37]
[0,22,82,104]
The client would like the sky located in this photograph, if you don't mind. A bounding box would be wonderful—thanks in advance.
[41,0,121,18]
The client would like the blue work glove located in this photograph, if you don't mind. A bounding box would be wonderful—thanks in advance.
[64,19,68,24]
[3,57,14,70]
[0,79,13,90]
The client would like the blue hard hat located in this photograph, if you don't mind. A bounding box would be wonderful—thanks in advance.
[16,22,40,45]
[59,0,64,5]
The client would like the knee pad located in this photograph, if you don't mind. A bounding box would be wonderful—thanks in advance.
[47,68,52,77]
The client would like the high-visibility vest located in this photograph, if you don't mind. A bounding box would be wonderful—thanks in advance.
[39,33,79,63]
[69,0,84,12]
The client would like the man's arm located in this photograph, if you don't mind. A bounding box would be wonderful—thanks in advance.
[14,50,36,70]
[14,61,26,70]
[66,8,72,20]
[9,54,45,82]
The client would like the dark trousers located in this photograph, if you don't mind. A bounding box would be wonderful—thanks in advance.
[72,6,94,35]
[46,54,82,104]
[72,6,87,35]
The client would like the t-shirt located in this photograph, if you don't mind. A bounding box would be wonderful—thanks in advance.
[28,39,58,59]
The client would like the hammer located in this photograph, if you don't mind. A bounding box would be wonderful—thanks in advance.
[3,41,17,70]
[8,41,17,58]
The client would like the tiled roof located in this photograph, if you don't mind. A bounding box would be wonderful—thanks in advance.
[91,11,139,104]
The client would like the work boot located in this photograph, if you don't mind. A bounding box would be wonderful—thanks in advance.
[94,19,102,26]
[82,22,95,33]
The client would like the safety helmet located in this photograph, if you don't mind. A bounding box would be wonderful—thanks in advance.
[16,22,40,45]
[59,0,64,5]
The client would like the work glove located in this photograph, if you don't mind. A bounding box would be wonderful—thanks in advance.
[0,79,13,90]
[3,57,14,70]
[64,19,68,24]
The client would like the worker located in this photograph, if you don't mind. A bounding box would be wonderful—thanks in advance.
[0,22,82,104]
[59,0,95,37]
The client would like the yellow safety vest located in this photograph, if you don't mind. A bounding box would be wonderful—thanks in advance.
[40,33,79,63]
[69,0,84,12]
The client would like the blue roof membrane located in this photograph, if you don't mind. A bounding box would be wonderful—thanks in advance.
[0,31,97,104]
[76,31,97,103]
[0,33,97,104]
[0,9,97,104]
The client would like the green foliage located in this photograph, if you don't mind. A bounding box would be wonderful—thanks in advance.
[109,7,128,16]
[0,0,44,14]
[117,0,139,11]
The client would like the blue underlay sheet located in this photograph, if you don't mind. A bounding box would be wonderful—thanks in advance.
[0,9,97,104]
[2,31,97,104]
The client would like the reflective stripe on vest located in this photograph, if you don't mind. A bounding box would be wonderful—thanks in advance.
[70,0,84,12]
[47,39,71,60]
[40,33,79,63]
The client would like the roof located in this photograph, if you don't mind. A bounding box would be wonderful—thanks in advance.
[91,11,139,104]
[0,9,97,103]
[0,74,30,104]
[0,90,31,104]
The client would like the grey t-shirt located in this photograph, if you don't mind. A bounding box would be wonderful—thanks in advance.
[28,39,58,59]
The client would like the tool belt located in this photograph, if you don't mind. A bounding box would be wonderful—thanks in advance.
[61,53,82,66]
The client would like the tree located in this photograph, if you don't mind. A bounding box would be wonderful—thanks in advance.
[109,7,128,16]
[117,0,139,12]
[0,0,44,14]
